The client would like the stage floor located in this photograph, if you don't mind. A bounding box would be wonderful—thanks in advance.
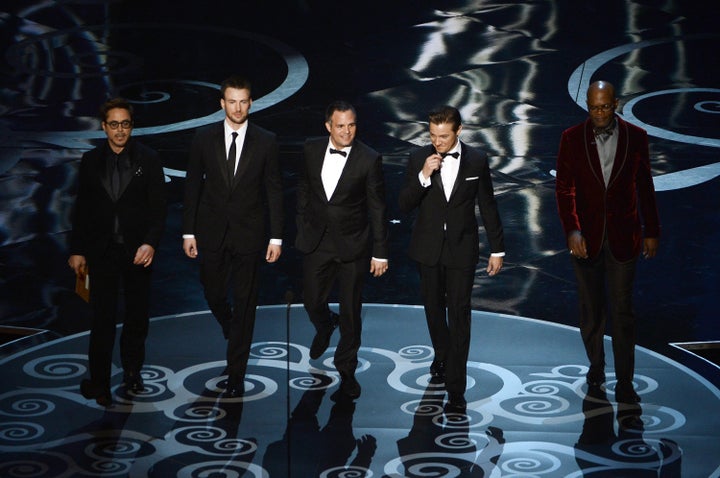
[1,0,719,476]
[2,305,717,476]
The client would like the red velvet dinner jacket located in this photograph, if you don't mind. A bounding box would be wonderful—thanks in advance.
[555,116,660,261]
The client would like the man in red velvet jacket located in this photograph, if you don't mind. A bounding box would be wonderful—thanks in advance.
[555,80,660,404]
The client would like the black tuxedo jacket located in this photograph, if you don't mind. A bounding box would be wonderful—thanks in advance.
[182,121,283,253]
[69,139,166,263]
[398,142,504,268]
[295,137,389,261]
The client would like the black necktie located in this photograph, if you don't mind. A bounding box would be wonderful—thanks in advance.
[329,148,347,157]
[228,132,238,177]
[441,151,459,159]
[111,155,120,198]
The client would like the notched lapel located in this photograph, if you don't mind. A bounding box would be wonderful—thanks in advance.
[234,131,254,184]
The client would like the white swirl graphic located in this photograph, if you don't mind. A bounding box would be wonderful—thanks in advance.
[0,421,44,442]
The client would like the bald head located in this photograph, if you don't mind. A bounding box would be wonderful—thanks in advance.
[587,80,615,100]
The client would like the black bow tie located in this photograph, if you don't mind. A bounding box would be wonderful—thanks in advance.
[441,151,459,159]
[329,148,347,157]
[593,121,616,138]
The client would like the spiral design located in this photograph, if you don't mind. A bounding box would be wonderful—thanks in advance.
[1,398,55,418]
[211,437,258,456]
[174,404,227,422]
[0,421,44,442]
[290,374,336,390]
[400,399,444,417]
[250,343,288,359]
[501,451,561,475]
[320,466,373,478]
[22,355,87,381]
[612,439,657,458]
[0,460,51,478]
[85,438,142,459]
[403,460,463,477]
[435,432,475,450]
[398,345,434,361]
[176,460,265,477]
[503,394,570,416]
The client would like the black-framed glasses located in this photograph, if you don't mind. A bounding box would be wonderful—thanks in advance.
[105,120,133,130]
[587,104,615,113]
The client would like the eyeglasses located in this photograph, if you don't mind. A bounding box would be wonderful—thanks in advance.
[105,120,133,130]
[587,104,615,113]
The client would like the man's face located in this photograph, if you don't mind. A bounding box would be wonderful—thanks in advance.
[221,87,252,126]
[587,88,618,129]
[325,109,357,149]
[429,121,461,154]
[102,107,133,152]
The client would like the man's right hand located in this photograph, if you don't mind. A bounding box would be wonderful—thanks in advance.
[68,255,86,275]
[567,231,588,259]
[183,237,198,259]
[421,153,443,180]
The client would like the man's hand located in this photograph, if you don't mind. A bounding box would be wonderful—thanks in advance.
[421,153,443,180]
[487,256,503,276]
[133,244,155,267]
[183,237,198,259]
[370,259,388,277]
[567,230,588,259]
[266,244,282,263]
[643,237,659,259]
[68,255,86,275]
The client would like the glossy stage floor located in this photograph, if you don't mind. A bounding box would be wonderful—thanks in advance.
[1,1,719,477]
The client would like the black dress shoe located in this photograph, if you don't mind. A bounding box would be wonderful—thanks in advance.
[339,375,361,399]
[615,382,641,403]
[309,312,340,360]
[80,379,112,407]
[123,372,144,393]
[446,393,467,411]
[430,360,446,379]
[586,369,606,388]
[225,377,245,398]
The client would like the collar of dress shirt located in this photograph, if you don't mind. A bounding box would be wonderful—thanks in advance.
[224,120,248,142]
[327,140,352,157]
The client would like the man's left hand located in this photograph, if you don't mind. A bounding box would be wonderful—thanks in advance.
[487,256,503,276]
[370,259,388,277]
[643,238,659,259]
[134,244,155,267]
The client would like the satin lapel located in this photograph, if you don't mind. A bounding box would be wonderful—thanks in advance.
[116,152,135,199]
[98,152,113,199]
[583,121,606,188]
[448,145,467,201]
[213,125,233,188]
[607,118,628,188]
[331,148,355,202]
[310,141,330,203]
[233,126,253,186]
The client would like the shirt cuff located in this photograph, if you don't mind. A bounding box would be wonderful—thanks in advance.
[182,234,194,239]
[269,239,282,246]
[491,252,505,257]
[372,257,388,262]
[418,171,431,188]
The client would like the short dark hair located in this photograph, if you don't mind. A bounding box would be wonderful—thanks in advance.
[100,98,133,122]
[428,105,462,132]
[221,75,252,100]
[325,100,356,123]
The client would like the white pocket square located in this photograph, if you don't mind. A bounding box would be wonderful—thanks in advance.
[465,176,479,181]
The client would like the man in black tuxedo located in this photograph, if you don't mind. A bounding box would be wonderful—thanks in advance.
[68,98,167,406]
[183,75,283,398]
[399,106,504,411]
[295,101,389,399]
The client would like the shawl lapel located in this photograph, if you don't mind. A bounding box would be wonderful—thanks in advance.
[583,120,607,189]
